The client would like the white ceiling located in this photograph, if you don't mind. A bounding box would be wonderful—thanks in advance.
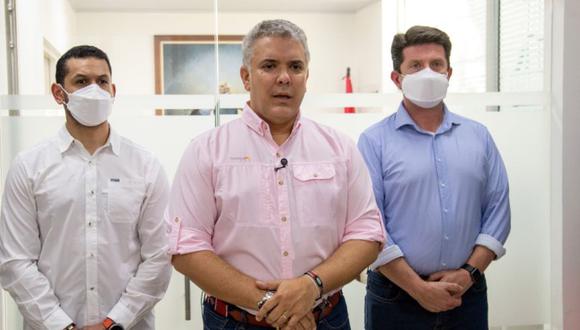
[69,0,377,13]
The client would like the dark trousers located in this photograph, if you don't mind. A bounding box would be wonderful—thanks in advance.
[365,270,488,330]
[203,294,351,330]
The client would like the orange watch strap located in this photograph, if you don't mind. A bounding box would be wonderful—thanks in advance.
[102,318,115,329]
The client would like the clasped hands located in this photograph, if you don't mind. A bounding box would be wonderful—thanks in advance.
[410,268,474,313]
[255,275,320,330]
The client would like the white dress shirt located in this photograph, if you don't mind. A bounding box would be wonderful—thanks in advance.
[0,126,171,330]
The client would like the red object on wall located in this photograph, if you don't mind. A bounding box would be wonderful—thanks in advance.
[344,67,355,113]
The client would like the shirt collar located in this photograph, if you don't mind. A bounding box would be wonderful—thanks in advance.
[57,126,75,153]
[394,102,461,134]
[57,125,120,156]
[241,102,302,136]
[108,128,121,156]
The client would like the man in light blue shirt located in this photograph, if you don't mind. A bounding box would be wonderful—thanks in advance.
[359,26,510,330]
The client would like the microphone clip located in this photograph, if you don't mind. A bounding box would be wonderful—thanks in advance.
[274,158,288,172]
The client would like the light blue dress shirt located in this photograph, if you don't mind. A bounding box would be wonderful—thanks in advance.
[358,103,511,275]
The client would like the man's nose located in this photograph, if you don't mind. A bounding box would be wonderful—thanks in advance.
[276,69,290,85]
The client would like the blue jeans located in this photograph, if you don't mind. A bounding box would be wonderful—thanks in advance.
[203,294,351,330]
[365,270,488,330]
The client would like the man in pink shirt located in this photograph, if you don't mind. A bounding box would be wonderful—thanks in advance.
[166,19,385,330]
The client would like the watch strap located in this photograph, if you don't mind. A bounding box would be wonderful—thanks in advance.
[461,263,482,283]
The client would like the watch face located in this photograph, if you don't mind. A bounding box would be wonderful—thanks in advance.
[109,325,124,330]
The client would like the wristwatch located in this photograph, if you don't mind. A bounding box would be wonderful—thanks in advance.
[257,290,275,310]
[103,318,124,330]
[461,263,482,283]
[63,323,76,330]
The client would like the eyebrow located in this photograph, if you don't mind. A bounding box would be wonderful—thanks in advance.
[71,74,110,80]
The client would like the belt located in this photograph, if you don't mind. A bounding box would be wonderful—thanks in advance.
[205,290,343,328]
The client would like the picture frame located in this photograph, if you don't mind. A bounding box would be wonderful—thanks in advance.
[154,35,245,115]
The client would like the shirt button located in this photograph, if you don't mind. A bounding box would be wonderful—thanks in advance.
[443,208,448,213]
[440,183,446,187]
[89,253,95,258]
[283,251,289,257]
[313,173,318,178]
[89,287,95,291]
[88,160,93,166]
[276,152,282,157]
[174,217,180,223]
[441,262,447,267]
[88,221,93,227]
[444,235,449,240]
[281,216,287,222]
[90,190,95,196]
[437,158,442,162]
[278,180,284,185]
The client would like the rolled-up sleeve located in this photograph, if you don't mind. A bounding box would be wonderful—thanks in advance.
[342,140,386,246]
[477,130,511,259]
[166,136,217,255]
[358,132,404,269]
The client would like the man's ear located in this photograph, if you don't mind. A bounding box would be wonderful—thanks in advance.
[111,83,117,98]
[391,71,403,90]
[51,83,67,105]
[240,65,251,92]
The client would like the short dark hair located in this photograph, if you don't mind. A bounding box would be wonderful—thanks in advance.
[55,45,112,84]
[391,25,452,73]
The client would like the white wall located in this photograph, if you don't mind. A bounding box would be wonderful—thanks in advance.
[351,1,385,113]
[353,1,382,94]
[552,0,580,329]
[74,10,381,104]
[15,0,75,94]
[41,0,76,55]
[15,0,43,94]
[0,0,7,95]
[0,1,4,324]
[380,0,398,93]
[550,0,563,327]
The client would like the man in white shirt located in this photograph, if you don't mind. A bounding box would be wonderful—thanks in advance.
[0,45,171,330]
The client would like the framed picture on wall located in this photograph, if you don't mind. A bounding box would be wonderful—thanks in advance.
[154,35,245,115]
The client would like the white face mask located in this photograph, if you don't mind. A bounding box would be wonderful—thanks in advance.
[60,83,114,127]
[401,68,449,109]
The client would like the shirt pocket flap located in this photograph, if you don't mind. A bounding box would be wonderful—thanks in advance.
[292,164,336,182]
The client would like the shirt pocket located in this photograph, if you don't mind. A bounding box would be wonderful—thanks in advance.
[215,163,274,226]
[106,179,146,223]
[291,163,341,226]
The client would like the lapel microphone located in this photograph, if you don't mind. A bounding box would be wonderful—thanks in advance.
[274,158,288,172]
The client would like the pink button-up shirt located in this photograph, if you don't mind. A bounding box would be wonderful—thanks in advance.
[167,105,385,281]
